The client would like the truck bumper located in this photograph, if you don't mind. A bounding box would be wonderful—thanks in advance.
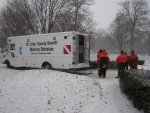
[1,60,7,64]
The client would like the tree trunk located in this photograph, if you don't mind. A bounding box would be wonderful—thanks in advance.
[74,9,78,31]
[1,46,4,54]
[130,28,135,51]
[149,38,150,56]
[131,35,134,51]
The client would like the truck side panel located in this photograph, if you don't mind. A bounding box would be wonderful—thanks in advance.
[5,32,90,69]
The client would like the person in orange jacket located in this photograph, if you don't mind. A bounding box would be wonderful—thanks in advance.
[115,50,127,78]
[97,49,102,76]
[128,50,138,69]
[99,50,110,78]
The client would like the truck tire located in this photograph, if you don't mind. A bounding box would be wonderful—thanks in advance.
[43,63,52,69]
[6,61,11,68]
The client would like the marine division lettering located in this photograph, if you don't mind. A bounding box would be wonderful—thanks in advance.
[30,47,54,51]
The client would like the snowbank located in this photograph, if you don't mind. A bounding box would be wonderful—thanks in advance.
[0,68,103,113]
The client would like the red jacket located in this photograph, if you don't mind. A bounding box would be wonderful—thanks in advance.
[116,54,127,63]
[97,52,101,61]
[99,51,110,68]
[128,53,138,69]
[97,52,101,68]
[101,51,110,64]
[128,53,138,62]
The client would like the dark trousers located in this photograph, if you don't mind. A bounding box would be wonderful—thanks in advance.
[118,63,125,77]
[100,68,107,77]
[125,62,128,70]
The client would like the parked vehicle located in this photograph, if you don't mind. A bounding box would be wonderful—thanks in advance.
[2,31,90,69]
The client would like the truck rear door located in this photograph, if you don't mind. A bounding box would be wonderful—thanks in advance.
[84,36,90,63]
[74,34,90,64]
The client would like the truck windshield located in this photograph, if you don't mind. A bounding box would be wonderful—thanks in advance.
[10,44,15,50]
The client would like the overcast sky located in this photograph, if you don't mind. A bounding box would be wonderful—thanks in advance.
[90,0,125,29]
[0,0,5,8]
[91,0,150,29]
[0,0,149,30]
[0,0,125,30]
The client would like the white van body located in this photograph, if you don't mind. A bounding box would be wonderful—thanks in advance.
[3,31,90,69]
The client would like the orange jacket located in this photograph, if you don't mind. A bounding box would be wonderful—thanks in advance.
[116,54,127,63]
[101,51,110,64]
[97,52,101,61]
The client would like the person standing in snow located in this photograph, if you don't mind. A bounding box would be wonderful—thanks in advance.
[97,49,102,77]
[99,49,110,78]
[115,50,127,78]
[128,50,139,69]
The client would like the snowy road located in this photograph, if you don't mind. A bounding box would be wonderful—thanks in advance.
[88,69,143,113]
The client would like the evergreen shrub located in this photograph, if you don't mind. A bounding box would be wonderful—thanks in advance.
[89,60,144,69]
[108,60,117,69]
[120,70,150,113]
[138,60,145,65]
[89,60,117,69]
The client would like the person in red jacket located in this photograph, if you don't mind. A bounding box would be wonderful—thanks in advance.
[115,50,127,78]
[128,50,138,69]
[97,49,102,76]
[99,50,110,78]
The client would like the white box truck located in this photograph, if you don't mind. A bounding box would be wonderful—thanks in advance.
[2,31,90,69]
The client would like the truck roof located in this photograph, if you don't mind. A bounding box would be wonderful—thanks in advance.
[8,31,88,39]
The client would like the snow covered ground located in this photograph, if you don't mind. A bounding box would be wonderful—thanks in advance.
[0,54,149,113]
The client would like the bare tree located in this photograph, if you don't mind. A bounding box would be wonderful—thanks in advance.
[143,20,150,55]
[69,0,94,31]
[78,13,97,33]
[109,13,130,51]
[0,0,96,45]
[31,0,68,33]
[0,0,37,36]
[94,29,107,51]
[119,0,149,50]
[55,0,96,33]
[53,10,75,32]
[0,0,69,35]
[146,21,150,55]
[0,31,7,54]
[13,0,38,34]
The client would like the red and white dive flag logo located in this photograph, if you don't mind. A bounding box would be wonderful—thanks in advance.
[63,45,71,54]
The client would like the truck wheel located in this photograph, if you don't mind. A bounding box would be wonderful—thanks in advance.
[43,63,52,69]
[6,61,11,68]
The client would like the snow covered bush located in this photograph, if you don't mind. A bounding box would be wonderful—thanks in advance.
[120,70,150,113]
